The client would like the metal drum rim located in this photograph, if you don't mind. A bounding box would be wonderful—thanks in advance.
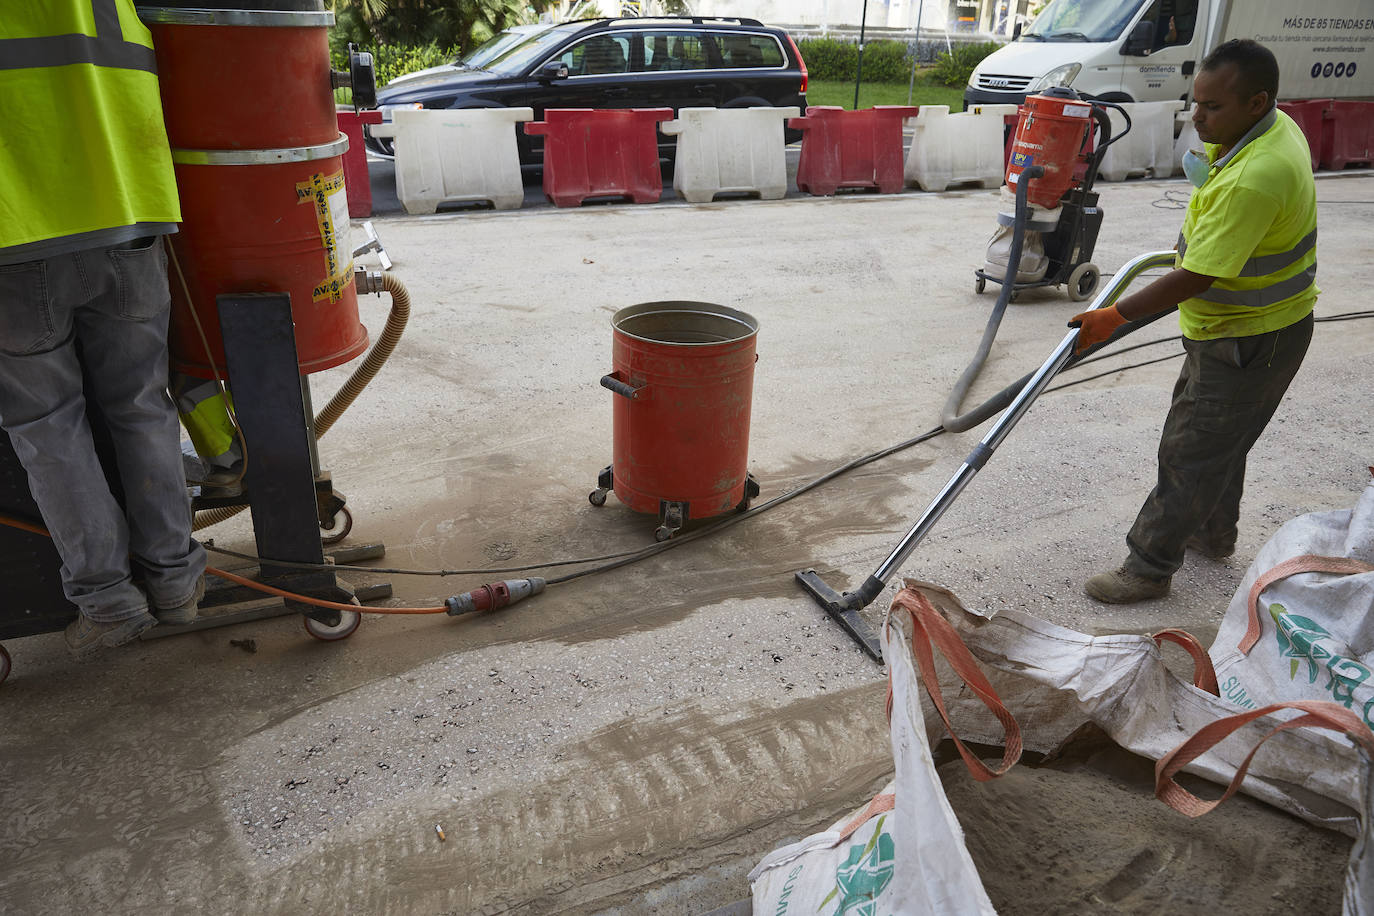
[136,7,333,26]
[170,134,349,165]
[612,301,758,347]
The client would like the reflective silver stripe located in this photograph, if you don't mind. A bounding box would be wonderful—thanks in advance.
[1240,227,1317,276]
[0,0,156,73]
[1194,263,1317,308]
[0,33,156,71]
[1180,227,1317,280]
[170,134,349,165]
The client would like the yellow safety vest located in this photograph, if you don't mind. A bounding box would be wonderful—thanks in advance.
[1176,109,1318,340]
[0,0,180,252]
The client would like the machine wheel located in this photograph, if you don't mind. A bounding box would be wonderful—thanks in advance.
[304,609,361,641]
[653,525,674,542]
[0,643,11,687]
[588,488,608,507]
[1067,263,1100,302]
[975,275,987,294]
[320,506,353,545]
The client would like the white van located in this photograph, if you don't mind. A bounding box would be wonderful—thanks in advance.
[965,0,1374,108]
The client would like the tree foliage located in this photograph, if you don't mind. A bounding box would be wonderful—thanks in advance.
[328,0,550,57]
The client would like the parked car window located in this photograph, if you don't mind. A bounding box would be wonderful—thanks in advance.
[718,34,784,68]
[485,25,580,75]
[557,34,632,75]
[630,31,712,72]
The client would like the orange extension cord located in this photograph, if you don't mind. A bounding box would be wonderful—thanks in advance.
[0,512,446,615]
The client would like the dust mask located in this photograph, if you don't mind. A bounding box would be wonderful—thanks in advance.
[1182,148,1211,188]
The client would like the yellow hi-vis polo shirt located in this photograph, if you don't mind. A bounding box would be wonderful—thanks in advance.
[0,0,180,259]
[1176,108,1318,340]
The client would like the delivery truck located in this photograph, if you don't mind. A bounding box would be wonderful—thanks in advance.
[965,0,1374,107]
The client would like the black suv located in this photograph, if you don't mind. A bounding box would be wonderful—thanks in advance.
[365,17,809,166]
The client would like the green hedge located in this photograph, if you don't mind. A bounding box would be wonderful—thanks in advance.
[929,41,1002,87]
[796,38,912,83]
[332,42,461,90]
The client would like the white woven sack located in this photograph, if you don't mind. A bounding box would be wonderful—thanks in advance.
[748,604,997,915]
[1210,477,1374,720]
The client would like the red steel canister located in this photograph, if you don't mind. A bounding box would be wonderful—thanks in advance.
[138,2,368,378]
[1005,91,1093,209]
[604,302,759,521]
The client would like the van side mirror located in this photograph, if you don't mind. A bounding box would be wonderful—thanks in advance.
[539,61,569,81]
[1123,20,1153,56]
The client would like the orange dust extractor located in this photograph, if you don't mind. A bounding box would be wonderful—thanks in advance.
[590,303,761,541]
[138,0,373,377]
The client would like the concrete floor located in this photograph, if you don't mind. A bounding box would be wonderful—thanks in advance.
[2,170,1372,913]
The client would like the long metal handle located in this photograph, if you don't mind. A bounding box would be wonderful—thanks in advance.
[869,249,1177,585]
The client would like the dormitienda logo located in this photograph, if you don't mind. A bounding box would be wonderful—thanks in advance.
[1272,602,1374,724]
[818,816,895,916]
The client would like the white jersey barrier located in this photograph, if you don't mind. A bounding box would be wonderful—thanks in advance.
[660,107,798,204]
[369,107,532,214]
[904,103,1018,192]
[1098,100,1187,182]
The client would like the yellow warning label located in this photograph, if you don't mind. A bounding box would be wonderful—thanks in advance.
[296,169,354,303]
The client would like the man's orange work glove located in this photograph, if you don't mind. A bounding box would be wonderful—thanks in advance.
[1068,305,1126,354]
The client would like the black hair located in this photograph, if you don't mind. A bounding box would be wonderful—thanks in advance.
[1201,39,1280,102]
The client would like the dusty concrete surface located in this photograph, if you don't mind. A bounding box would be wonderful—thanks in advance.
[2,172,1372,914]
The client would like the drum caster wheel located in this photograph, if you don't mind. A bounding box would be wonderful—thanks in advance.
[588,488,608,507]
[304,609,361,641]
[653,525,674,542]
[975,275,987,294]
[0,643,11,687]
[320,506,353,545]
[1067,262,1100,302]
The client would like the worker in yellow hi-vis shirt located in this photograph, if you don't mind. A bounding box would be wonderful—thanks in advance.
[1069,39,1317,604]
[0,0,208,655]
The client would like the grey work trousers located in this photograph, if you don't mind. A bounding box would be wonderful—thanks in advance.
[0,237,205,622]
[1124,311,1314,580]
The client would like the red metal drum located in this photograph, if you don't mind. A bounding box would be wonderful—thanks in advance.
[604,303,759,528]
[138,2,367,378]
[1006,91,1093,209]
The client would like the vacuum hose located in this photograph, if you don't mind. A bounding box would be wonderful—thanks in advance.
[192,270,411,531]
[939,165,1041,433]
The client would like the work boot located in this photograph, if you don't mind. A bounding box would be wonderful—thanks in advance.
[64,610,158,660]
[1084,566,1170,604]
[1186,533,1236,560]
[154,576,206,626]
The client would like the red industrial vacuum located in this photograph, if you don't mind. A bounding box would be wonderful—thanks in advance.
[591,302,761,541]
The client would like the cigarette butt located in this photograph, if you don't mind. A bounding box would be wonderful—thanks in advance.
[435,824,446,842]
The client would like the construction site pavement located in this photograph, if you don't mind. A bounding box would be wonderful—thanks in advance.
[2,172,1372,913]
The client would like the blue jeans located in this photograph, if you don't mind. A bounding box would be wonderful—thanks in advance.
[0,237,205,622]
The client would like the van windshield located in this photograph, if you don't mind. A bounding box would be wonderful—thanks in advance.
[1022,0,1147,42]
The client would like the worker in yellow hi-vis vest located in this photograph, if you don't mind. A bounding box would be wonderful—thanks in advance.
[1069,39,1317,605]
[0,0,208,656]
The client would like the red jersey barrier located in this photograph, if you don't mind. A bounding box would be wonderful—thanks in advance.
[788,105,919,195]
[524,108,673,207]
[1319,99,1374,171]
[1277,99,1326,171]
[338,109,385,218]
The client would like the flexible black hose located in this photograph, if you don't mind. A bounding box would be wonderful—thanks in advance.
[939,164,1041,432]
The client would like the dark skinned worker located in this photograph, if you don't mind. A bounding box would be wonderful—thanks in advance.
[1069,39,1317,604]
[0,1,207,655]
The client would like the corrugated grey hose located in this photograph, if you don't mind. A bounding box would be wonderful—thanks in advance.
[939,165,1041,433]
[192,271,411,531]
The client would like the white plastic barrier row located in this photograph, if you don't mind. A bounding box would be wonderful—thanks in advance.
[369,107,533,214]
[1097,99,1186,182]
[660,106,799,204]
[904,103,1018,191]
[1174,105,1201,177]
